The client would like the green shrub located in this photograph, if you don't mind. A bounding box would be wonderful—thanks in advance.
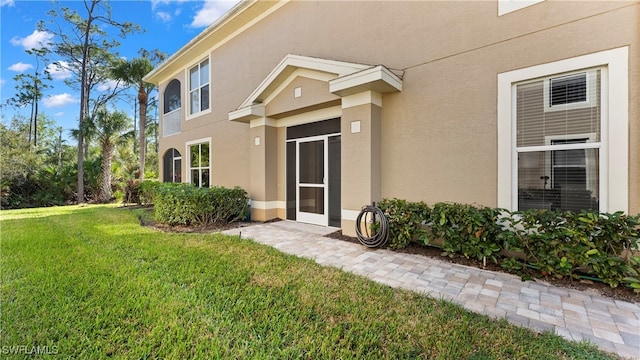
[377,198,640,291]
[123,180,164,205]
[153,183,249,226]
[138,180,163,205]
[499,209,640,289]
[377,198,430,249]
[429,203,502,264]
[499,210,579,279]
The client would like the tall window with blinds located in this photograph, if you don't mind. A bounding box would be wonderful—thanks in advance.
[515,69,601,212]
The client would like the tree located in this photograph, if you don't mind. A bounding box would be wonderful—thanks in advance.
[0,113,71,208]
[40,0,140,203]
[5,49,51,148]
[111,49,165,181]
[84,108,132,202]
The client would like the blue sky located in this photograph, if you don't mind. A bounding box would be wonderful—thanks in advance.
[1,0,240,139]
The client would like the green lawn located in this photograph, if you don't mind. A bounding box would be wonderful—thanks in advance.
[0,205,619,359]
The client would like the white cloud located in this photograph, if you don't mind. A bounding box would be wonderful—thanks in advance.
[46,61,73,80]
[151,0,187,11]
[190,1,238,28]
[54,112,64,117]
[43,93,78,108]
[0,78,5,87]
[10,30,54,51]
[156,11,172,22]
[1,0,15,7]
[8,62,33,72]
[152,1,185,23]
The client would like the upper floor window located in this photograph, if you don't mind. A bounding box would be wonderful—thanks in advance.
[164,79,181,114]
[189,58,210,115]
[162,79,181,137]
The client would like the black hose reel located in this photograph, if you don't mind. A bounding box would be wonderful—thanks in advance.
[355,203,389,248]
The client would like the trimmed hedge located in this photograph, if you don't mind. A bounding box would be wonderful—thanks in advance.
[138,180,163,205]
[377,198,640,292]
[149,183,249,226]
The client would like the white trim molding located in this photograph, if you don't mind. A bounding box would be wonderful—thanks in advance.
[229,103,265,123]
[250,200,285,210]
[330,65,402,97]
[239,54,369,109]
[230,54,402,123]
[341,90,383,109]
[341,209,361,222]
[249,106,342,129]
[497,46,629,213]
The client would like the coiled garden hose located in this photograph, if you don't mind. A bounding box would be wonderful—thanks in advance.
[355,204,389,248]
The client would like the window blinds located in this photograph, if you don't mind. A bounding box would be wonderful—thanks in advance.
[515,69,601,212]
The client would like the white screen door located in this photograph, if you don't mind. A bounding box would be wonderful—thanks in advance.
[296,136,328,225]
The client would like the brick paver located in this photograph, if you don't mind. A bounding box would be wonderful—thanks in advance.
[223,221,640,359]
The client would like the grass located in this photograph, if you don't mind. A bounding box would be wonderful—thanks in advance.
[0,205,620,359]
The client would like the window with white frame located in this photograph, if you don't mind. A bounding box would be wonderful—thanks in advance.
[163,148,182,183]
[497,47,629,214]
[515,69,601,211]
[189,142,210,188]
[544,70,597,112]
[189,58,210,115]
[163,79,181,136]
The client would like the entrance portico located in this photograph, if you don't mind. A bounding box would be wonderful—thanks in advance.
[229,54,402,236]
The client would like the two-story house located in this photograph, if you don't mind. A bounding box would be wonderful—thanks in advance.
[144,0,639,236]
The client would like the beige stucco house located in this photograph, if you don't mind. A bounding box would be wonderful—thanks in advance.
[144,0,639,236]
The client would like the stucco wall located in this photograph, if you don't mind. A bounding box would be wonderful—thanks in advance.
[156,0,639,215]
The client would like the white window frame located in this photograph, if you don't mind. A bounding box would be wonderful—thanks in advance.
[497,47,629,213]
[162,79,182,137]
[187,58,211,119]
[544,133,598,194]
[498,0,545,16]
[163,148,182,183]
[543,70,597,112]
[186,137,212,188]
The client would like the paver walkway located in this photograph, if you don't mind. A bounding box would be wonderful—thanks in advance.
[223,221,640,359]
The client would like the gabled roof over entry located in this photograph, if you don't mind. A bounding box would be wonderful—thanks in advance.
[238,54,370,109]
[229,54,403,123]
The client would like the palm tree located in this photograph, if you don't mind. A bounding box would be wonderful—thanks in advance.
[111,49,165,181]
[86,108,133,203]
